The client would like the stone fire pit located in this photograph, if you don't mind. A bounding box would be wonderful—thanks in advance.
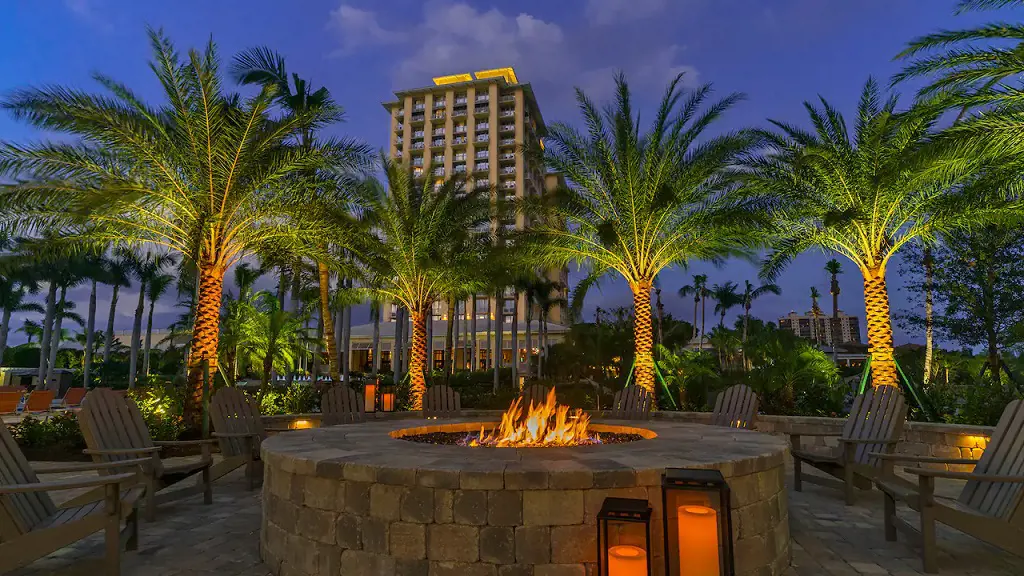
[260,417,790,576]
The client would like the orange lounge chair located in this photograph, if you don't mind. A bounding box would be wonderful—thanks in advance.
[60,387,87,408]
[0,391,21,415]
[23,390,55,413]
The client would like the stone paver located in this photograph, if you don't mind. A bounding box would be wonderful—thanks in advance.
[9,464,1024,576]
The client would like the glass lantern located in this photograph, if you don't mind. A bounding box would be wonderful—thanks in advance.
[363,381,377,413]
[597,497,652,576]
[662,468,734,576]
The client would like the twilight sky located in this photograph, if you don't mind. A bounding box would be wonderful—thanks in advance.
[0,0,1005,346]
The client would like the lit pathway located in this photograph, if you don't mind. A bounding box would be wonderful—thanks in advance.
[10,465,1024,576]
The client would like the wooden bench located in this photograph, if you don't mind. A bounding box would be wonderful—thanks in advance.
[608,386,653,420]
[710,384,759,429]
[0,422,144,575]
[790,386,907,505]
[322,386,365,426]
[424,385,461,419]
[875,399,1024,573]
[78,388,214,521]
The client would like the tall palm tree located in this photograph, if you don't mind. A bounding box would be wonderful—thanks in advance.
[740,280,780,367]
[710,281,743,328]
[679,274,708,341]
[824,258,843,363]
[129,252,177,388]
[232,47,370,386]
[523,74,763,400]
[535,280,567,379]
[920,246,935,383]
[143,270,174,377]
[745,79,986,388]
[239,292,311,388]
[17,320,42,344]
[0,283,43,366]
[0,30,352,421]
[102,252,134,380]
[808,287,824,346]
[346,158,493,409]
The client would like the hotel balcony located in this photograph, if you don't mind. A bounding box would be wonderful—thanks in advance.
[432,112,445,120]
[453,110,468,118]
[395,123,404,132]
[499,152,515,162]
[476,123,489,132]
[502,180,516,189]
[433,168,445,176]
[452,137,468,146]
[454,97,468,105]
[499,109,514,117]
[411,114,425,123]
[454,165,467,174]
[433,128,445,136]
[474,106,489,116]
[454,126,467,134]
[434,100,446,108]
[475,150,489,159]
[431,139,445,148]
[500,124,515,133]
[475,179,490,188]
[413,103,425,111]
[412,142,425,150]
[476,135,489,143]
[474,163,489,172]
[412,131,425,139]
[500,167,515,175]
[499,138,515,146]
[475,95,489,103]
[454,153,467,162]
[499,94,515,103]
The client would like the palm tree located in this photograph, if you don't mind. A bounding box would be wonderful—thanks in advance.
[129,252,177,388]
[347,158,493,409]
[0,30,352,421]
[824,258,843,364]
[740,280,780,367]
[17,320,42,344]
[102,252,134,381]
[523,73,763,400]
[143,270,174,377]
[232,47,370,386]
[710,281,743,328]
[920,246,935,384]
[678,274,707,341]
[745,79,985,388]
[535,280,567,380]
[239,292,311,388]
[0,283,43,366]
[808,287,824,346]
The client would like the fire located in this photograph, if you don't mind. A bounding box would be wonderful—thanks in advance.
[467,389,600,447]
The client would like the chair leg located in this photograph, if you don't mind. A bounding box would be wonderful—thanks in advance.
[921,502,938,573]
[844,466,856,506]
[126,505,139,551]
[246,453,256,491]
[105,485,122,575]
[883,491,896,542]
[202,465,213,505]
[793,458,803,492]
[144,474,158,522]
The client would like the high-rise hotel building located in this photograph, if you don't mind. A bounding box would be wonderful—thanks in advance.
[373,67,568,371]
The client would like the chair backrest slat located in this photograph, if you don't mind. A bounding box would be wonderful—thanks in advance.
[959,400,1024,521]
[609,386,652,420]
[520,385,550,409]
[79,388,162,476]
[24,390,54,412]
[711,385,759,429]
[424,385,461,418]
[0,423,56,539]
[210,387,265,458]
[840,386,907,467]
[0,391,21,415]
[61,388,87,407]
[321,386,365,426]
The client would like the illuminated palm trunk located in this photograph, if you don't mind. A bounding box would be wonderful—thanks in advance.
[187,262,225,424]
[409,307,429,410]
[317,261,340,383]
[632,281,656,401]
[862,267,897,388]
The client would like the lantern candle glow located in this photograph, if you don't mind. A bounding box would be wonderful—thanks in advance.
[597,497,652,576]
[608,545,648,576]
[382,392,395,412]
[364,383,376,413]
[662,468,734,576]
[677,506,720,576]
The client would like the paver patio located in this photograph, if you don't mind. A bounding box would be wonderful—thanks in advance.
[8,464,1024,576]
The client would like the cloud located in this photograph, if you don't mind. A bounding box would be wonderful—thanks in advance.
[63,0,113,32]
[585,0,666,26]
[576,45,700,103]
[327,5,407,56]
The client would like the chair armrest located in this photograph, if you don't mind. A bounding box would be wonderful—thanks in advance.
[264,426,292,432]
[84,447,162,456]
[904,467,1024,483]
[789,431,843,437]
[868,453,979,465]
[32,458,152,474]
[0,472,138,494]
[840,438,900,445]
[212,432,261,438]
[152,439,219,446]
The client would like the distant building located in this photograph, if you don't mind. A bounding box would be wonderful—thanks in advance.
[778,310,862,345]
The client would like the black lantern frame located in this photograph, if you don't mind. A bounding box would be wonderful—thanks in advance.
[596,497,652,576]
[662,468,735,576]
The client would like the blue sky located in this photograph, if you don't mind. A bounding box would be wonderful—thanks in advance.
[0,0,1006,344]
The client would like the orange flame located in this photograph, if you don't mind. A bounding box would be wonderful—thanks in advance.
[469,389,599,447]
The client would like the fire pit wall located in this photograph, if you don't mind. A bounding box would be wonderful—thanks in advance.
[260,419,790,576]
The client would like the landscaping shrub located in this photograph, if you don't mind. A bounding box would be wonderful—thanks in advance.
[258,383,320,415]
[8,412,86,458]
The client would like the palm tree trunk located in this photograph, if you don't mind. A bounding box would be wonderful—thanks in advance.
[371,303,381,375]
[186,263,225,425]
[524,299,533,380]
[484,299,492,372]
[395,306,405,377]
[539,311,546,380]
[84,279,97,386]
[445,299,455,379]
[37,282,57,387]
[312,315,322,384]
[143,294,155,377]
[655,288,664,348]
[0,306,11,367]
[632,281,656,400]
[470,298,478,371]
[511,293,519,388]
[342,296,351,384]
[862,268,897,388]
[409,306,428,410]
[103,284,119,373]
[493,294,503,392]
[261,352,273,389]
[45,287,67,390]
[318,262,339,383]
[128,281,145,389]
[692,297,699,340]
[453,300,461,371]
[700,295,707,349]
[831,275,840,365]
[922,247,934,384]
[426,307,434,373]
[742,304,750,371]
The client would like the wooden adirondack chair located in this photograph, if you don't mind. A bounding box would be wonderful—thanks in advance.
[424,385,461,418]
[790,386,907,505]
[78,388,214,521]
[874,399,1024,573]
[210,387,268,490]
[0,422,144,575]
[0,391,21,415]
[710,384,759,429]
[520,384,551,408]
[608,386,653,420]
[321,386,365,426]
[23,390,55,413]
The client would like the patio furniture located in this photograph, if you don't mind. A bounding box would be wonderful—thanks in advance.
[519,384,551,408]
[0,391,21,415]
[78,388,214,521]
[0,422,144,575]
[210,387,269,490]
[790,386,907,505]
[875,399,1024,573]
[23,390,55,414]
[710,384,759,429]
[57,387,87,409]
[424,385,461,419]
[321,386,365,425]
[607,385,653,420]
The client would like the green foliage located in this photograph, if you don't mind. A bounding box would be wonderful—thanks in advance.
[656,346,720,410]
[916,379,1021,426]
[258,383,320,415]
[8,413,85,453]
[126,380,186,441]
